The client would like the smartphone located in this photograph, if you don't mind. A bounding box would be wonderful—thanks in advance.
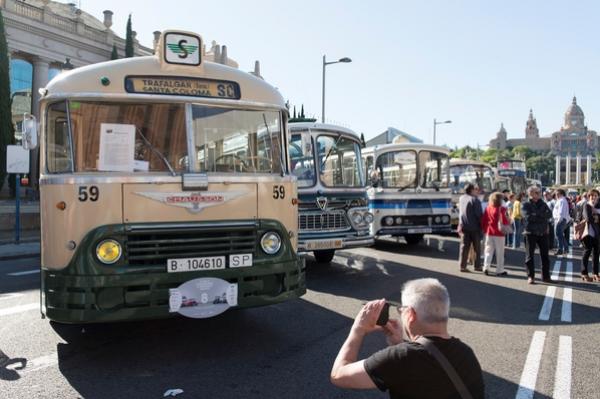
[376,302,390,326]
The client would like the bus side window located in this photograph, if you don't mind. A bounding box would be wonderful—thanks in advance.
[47,101,73,173]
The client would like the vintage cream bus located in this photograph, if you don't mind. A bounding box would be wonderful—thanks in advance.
[26,30,305,323]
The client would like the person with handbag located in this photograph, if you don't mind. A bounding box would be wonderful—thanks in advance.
[521,186,553,284]
[552,189,571,256]
[579,189,600,282]
[330,278,484,399]
[480,192,511,276]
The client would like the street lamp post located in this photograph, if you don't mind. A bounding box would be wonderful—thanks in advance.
[322,55,352,123]
[433,118,452,145]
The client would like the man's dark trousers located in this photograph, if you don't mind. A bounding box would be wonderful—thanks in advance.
[525,233,550,279]
[459,230,482,269]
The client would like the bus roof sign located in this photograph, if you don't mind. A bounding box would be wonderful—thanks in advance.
[162,31,202,66]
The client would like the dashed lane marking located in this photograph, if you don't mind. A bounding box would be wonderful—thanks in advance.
[515,331,546,399]
[0,303,38,317]
[6,269,40,276]
[538,286,557,321]
[552,335,572,399]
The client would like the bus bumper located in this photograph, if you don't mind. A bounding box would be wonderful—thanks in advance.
[42,257,305,324]
[297,233,374,254]
[375,225,452,236]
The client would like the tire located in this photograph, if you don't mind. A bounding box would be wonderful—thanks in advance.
[405,234,424,245]
[313,249,336,264]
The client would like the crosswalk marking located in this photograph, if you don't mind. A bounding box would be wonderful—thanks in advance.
[561,262,573,323]
[515,331,546,399]
[552,336,572,399]
[538,286,556,321]
[551,260,561,281]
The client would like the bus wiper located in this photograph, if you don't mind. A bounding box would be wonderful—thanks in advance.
[397,183,415,192]
[262,113,285,176]
[136,128,176,176]
[321,133,343,170]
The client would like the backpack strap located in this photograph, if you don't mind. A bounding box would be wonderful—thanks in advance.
[416,337,474,399]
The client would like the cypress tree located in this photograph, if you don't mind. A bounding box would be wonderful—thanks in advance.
[300,104,305,118]
[125,14,134,58]
[293,106,297,119]
[111,44,119,60]
[0,9,15,193]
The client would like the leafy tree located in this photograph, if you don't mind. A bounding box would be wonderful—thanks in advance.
[125,14,134,58]
[0,9,15,193]
[111,44,119,60]
[511,145,533,160]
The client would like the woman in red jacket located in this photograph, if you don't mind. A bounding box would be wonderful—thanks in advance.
[481,192,511,276]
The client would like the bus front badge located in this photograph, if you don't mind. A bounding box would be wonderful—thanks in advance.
[316,196,328,211]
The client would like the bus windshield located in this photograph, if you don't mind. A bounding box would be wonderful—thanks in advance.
[449,164,494,193]
[316,134,364,187]
[192,106,282,174]
[376,150,417,189]
[289,134,316,187]
[419,151,449,189]
[46,101,283,174]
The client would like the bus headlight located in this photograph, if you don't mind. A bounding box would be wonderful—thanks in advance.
[261,232,281,255]
[442,215,450,224]
[395,217,403,225]
[384,216,394,226]
[96,239,122,264]
[364,212,374,224]
[352,212,364,225]
[434,216,441,224]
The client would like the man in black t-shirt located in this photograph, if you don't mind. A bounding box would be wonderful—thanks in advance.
[330,278,484,399]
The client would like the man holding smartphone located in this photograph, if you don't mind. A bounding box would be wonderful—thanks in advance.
[330,278,484,399]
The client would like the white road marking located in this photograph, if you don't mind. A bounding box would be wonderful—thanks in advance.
[6,352,59,376]
[0,293,24,300]
[7,269,40,276]
[0,302,38,317]
[561,261,573,323]
[515,331,547,399]
[538,286,557,321]
[552,336,572,399]
[551,260,561,281]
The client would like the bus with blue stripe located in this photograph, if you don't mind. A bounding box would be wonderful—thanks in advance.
[363,143,452,244]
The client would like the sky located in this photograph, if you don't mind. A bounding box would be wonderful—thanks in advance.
[57,0,600,149]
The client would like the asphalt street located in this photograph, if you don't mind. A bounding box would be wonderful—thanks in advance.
[1,236,599,399]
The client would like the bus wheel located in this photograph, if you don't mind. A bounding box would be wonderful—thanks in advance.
[405,234,424,245]
[313,249,336,264]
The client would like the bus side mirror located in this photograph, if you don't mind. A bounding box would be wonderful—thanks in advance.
[22,114,38,150]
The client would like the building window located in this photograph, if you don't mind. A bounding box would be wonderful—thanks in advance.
[10,58,33,95]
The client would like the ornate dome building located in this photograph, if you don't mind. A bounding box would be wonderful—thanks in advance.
[551,97,597,186]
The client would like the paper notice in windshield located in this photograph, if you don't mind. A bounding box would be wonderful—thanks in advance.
[98,123,135,172]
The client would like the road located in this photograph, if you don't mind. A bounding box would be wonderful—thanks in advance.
[1,236,599,399]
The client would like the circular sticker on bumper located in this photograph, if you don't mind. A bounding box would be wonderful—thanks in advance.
[169,277,238,319]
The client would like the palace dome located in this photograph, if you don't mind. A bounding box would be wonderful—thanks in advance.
[564,96,584,129]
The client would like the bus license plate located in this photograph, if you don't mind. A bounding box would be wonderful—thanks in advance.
[167,256,225,273]
[407,228,432,234]
[306,239,343,250]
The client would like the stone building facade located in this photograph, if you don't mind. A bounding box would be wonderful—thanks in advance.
[551,97,597,186]
[489,110,551,152]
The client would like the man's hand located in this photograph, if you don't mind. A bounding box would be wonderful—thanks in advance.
[382,318,404,346]
[352,299,386,335]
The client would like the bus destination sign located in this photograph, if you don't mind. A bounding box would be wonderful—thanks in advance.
[125,76,241,99]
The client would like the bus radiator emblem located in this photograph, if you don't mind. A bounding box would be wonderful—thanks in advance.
[134,191,248,213]
[316,196,328,211]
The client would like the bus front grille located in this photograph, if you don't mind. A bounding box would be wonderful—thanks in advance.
[299,210,350,232]
[125,224,257,266]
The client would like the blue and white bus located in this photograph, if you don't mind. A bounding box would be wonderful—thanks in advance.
[363,143,452,244]
[289,122,374,263]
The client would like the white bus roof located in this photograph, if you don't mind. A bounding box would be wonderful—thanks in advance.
[363,143,450,156]
[43,31,285,108]
[449,158,493,168]
[288,122,360,139]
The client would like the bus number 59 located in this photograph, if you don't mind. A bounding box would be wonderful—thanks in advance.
[78,186,99,202]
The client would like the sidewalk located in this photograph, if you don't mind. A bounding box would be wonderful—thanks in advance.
[0,228,41,260]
